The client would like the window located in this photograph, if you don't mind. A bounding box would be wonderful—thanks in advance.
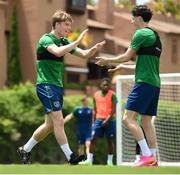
[67,0,86,14]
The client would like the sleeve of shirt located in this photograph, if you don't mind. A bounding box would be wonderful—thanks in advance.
[129,30,146,51]
[112,93,118,104]
[39,35,54,49]
[63,37,77,54]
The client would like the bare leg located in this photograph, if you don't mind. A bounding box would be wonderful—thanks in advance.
[33,115,53,141]
[23,115,53,152]
[123,109,151,157]
[85,140,91,156]
[78,144,85,155]
[107,138,114,155]
[89,138,96,153]
[107,138,115,165]
[48,110,68,145]
[122,110,144,140]
[141,116,157,150]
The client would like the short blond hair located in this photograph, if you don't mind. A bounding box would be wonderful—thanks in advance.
[52,10,73,28]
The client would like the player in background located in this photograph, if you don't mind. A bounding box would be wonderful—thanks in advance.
[80,78,117,166]
[17,9,105,164]
[64,96,93,157]
[96,5,161,166]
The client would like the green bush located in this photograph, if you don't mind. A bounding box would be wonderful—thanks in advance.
[64,82,86,90]
[0,82,43,163]
[154,0,180,19]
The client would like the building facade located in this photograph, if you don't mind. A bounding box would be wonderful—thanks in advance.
[0,0,180,88]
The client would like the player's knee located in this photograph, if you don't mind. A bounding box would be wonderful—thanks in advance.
[122,115,130,126]
[52,116,64,127]
[45,123,53,133]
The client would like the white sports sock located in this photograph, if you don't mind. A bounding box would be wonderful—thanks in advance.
[87,153,93,162]
[150,148,156,157]
[60,143,73,161]
[136,154,140,160]
[23,137,38,152]
[138,139,151,156]
[107,154,113,162]
[134,155,141,163]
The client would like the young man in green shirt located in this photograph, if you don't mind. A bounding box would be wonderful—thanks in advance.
[96,5,162,166]
[17,9,105,164]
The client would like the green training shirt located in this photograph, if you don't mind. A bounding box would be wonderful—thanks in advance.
[130,28,161,88]
[36,33,76,87]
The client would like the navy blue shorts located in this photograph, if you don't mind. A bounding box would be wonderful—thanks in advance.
[36,84,64,114]
[77,127,92,144]
[125,83,160,116]
[92,119,116,139]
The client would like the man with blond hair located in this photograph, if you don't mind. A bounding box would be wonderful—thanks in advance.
[17,10,105,165]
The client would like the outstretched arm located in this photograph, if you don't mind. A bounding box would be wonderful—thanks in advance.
[74,40,106,59]
[64,113,74,124]
[108,63,136,73]
[96,47,136,66]
[47,29,88,57]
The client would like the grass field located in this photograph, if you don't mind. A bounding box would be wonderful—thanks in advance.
[0,165,180,174]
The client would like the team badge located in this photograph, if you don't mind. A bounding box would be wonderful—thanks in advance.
[53,101,60,108]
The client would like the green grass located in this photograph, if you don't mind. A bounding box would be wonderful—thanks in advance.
[0,164,180,174]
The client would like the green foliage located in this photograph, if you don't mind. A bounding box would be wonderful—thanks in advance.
[154,0,180,18]
[115,0,133,10]
[64,82,86,90]
[7,5,22,86]
[164,0,177,15]
[0,82,43,163]
[87,0,97,6]
[154,0,166,14]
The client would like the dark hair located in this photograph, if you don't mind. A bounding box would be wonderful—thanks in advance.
[101,78,110,85]
[131,5,153,22]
